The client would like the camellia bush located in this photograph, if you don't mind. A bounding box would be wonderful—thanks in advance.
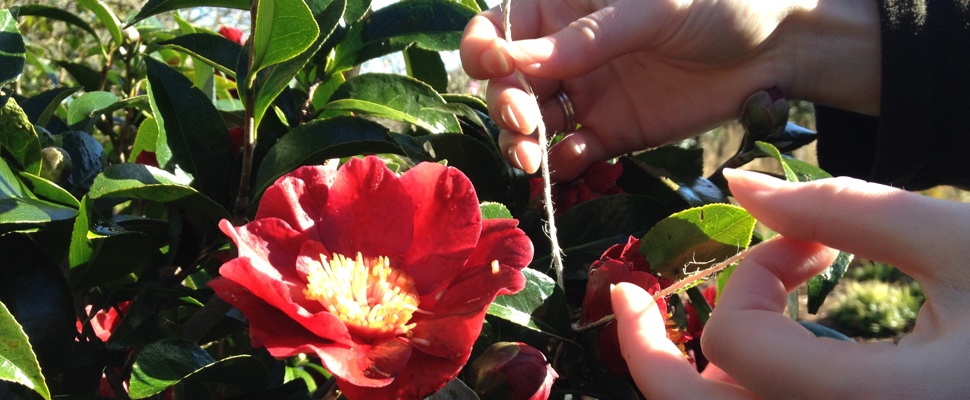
[0,1,852,399]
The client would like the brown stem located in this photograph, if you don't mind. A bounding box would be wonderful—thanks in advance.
[233,0,259,220]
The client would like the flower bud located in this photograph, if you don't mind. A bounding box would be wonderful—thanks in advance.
[740,86,789,140]
[40,146,72,183]
[469,342,558,400]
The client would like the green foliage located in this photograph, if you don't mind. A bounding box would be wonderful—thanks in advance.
[829,280,924,337]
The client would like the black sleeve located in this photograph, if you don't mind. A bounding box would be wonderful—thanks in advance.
[814,0,970,191]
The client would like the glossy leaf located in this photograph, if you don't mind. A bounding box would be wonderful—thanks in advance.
[20,87,80,128]
[18,171,80,208]
[754,141,832,182]
[88,163,230,223]
[66,91,118,127]
[12,5,99,39]
[0,9,25,85]
[128,0,250,26]
[145,57,233,206]
[129,338,215,398]
[250,0,319,80]
[329,73,460,133]
[641,204,756,281]
[133,353,268,399]
[77,0,123,46]
[68,197,152,288]
[251,0,344,129]
[487,268,568,337]
[251,116,400,209]
[0,157,77,230]
[53,61,101,92]
[158,33,243,76]
[130,116,159,163]
[0,301,51,400]
[0,97,41,174]
[808,244,854,314]
[404,46,447,93]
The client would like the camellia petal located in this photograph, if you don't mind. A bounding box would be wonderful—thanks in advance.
[219,218,308,284]
[255,165,333,233]
[338,348,465,400]
[316,157,414,261]
[398,161,482,294]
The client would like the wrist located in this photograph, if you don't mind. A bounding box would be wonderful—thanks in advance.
[781,0,882,115]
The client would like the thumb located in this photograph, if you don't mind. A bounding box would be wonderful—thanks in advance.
[612,282,752,399]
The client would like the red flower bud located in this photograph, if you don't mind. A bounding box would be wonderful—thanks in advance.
[218,26,245,45]
[469,342,558,400]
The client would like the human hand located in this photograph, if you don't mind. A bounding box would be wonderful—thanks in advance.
[611,168,970,398]
[460,0,880,180]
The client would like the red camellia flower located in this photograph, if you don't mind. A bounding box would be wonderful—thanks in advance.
[578,236,689,377]
[218,26,245,45]
[530,161,623,215]
[685,285,718,339]
[209,156,533,399]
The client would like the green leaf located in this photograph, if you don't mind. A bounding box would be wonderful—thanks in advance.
[250,0,319,80]
[130,116,159,163]
[487,268,568,337]
[0,301,51,400]
[807,250,854,314]
[66,91,118,127]
[18,171,80,208]
[61,131,106,196]
[640,204,756,281]
[68,197,152,288]
[251,0,344,129]
[404,46,447,93]
[158,33,243,76]
[0,97,41,174]
[77,0,123,46]
[322,99,427,129]
[88,163,230,223]
[53,61,101,92]
[480,202,511,220]
[145,57,233,206]
[12,5,99,39]
[129,339,215,398]
[0,157,77,231]
[329,73,460,133]
[251,116,400,209]
[754,141,832,182]
[0,9,25,85]
[20,87,81,128]
[127,0,250,26]
[332,0,475,70]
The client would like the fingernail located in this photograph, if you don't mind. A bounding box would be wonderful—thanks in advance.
[501,104,522,132]
[518,140,540,174]
[723,168,783,192]
[506,146,524,171]
[562,135,586,164]
[482,47,511,76]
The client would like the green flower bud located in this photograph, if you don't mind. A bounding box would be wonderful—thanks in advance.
[740,86,789,140]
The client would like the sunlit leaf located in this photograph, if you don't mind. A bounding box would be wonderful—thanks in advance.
[754,141,831,182]
[640,204,756,282]
[0,157,77,232]
[0,301,51,400]
[88,163,230,223]
[77,0,123,46]
[158,33,243,76]
[66,91,118,127]
[250,0,319,80]
[487,268,569,337]
[12,5,99,39]
[404,46,447,93]
[127,0,250,26]
[0,9,25,85]
[145,57,233,206]
[480,202,511,220]
[329,73,460,133]
[0,97,41,174]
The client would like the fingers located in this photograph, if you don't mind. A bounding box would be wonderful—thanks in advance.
[460,15,513,79]
[723,168,970,284]
[498,128,610,180]
[612,282,755,399]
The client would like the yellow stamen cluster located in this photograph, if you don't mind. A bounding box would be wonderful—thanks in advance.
[665,314,691,360]
[304,252,420,338]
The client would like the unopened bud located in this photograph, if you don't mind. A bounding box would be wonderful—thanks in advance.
[469,342,558,400]
[40,146,72,183]
[740,86,789,140]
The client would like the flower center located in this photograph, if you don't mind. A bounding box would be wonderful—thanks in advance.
[304,252,419,339]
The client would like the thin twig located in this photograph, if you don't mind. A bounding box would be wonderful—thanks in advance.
[571,236,780,333]
[502,0,567,290]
